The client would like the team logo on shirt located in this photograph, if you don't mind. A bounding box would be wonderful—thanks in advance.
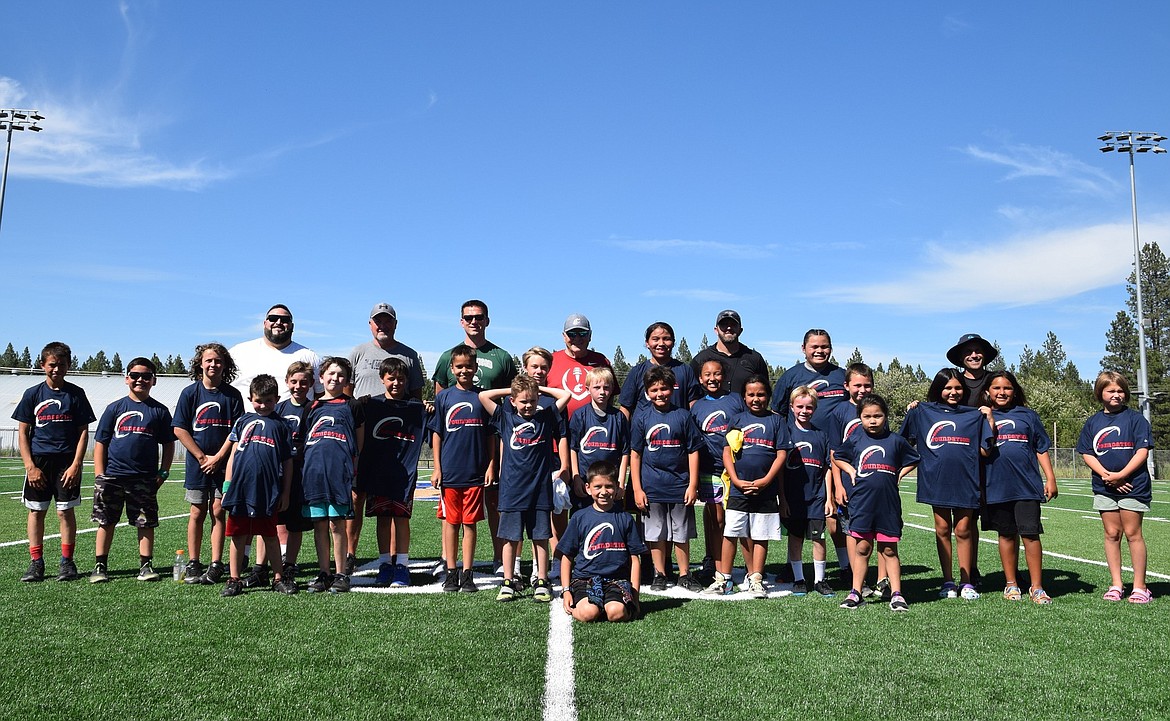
[700,411,729,435]
[306,416,348,445]
[34,399,70,427]
[562,367,589,401]
[193,401,229,432]
[510,421,543,450]
[993,419,1028,446]
[926,421,971,450]
[372,416,416,442]
[856,445,896,479]
[740,422,771,448]
[786,441,811,469]
[114,411,149,438]
[645,423,681,451]
[808,379,846,401]
[1092,426,1134,455]
[584,522,624,559]
[579,426,616,455]
[842,418,862,443]
[444,402,481,432]
[236,418,275,449]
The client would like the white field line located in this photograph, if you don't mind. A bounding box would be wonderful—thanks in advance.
[903,521,1170,581]
[897,489,1169,522]
[0,513,189,548]
[542,601,578,721]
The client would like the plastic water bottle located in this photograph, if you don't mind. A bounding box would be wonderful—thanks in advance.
[173,549,186,582]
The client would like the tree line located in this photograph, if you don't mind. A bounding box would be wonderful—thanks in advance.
[0,344,191,375]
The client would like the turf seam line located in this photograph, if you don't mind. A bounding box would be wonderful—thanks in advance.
[542,600,577,721]
[0,513,188,547]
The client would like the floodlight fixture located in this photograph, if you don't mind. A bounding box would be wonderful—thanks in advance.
[0,108,46,235]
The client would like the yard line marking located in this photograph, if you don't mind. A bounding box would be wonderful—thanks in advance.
[903,522,1170,580]
[542,600,577,721]
[0,513,189,548]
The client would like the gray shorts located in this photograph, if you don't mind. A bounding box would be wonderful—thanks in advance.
[184,487,224,505]
[643,502,696,543]
[1093,494,1150,513]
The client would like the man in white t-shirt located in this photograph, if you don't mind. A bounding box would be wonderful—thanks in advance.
[229,303,323,401]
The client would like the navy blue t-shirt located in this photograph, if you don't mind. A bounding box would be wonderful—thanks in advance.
[770,363,848,426]
[691,393,746,474]
[12,381,96,456]
[985,406,1051,504]
[836,430,920,537]
[491,403,561,512]
[900,402,991,509]
[726,411,792,500]
[784,418,830,519]
[95,396,175,477]
[358,396,428,496]
[1076,407,1154,504]
[274,398,309,453]
[300,396,364,507]
[629,404,703,504]
[429,386,491,489]
[223,412,293,517]
[823,400,864,455]
[569,404,629,478]
[619,359,701,420]
[172,382,245,490]
[556,505,647,579]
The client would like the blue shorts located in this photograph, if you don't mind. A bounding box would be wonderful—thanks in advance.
[302,502,352,520]
[497,510,552,542]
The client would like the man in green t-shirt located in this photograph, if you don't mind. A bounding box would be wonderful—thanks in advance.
[432,299,518,394]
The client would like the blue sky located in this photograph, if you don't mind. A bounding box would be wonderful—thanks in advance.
[2,3,1169,379]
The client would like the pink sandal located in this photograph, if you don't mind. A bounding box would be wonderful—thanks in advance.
[1103,586,1124,602]
[1128,587,1153,604]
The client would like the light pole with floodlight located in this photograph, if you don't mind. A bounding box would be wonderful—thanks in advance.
[0,108,45,235]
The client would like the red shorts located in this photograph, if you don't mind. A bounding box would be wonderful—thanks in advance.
[849,530,900,543]
[439,486,485,525]
[226,513,278,537]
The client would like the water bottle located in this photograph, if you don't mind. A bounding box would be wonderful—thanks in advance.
[173,549,186,582]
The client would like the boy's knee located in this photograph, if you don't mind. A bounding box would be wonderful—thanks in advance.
[605,602,631,622]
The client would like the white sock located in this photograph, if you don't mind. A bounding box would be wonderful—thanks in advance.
[835,546,850,570]
[380,553,392,564]
[790,559,805,582]
[279,543,288,557]
[514,558,522,575]
[814,560,826,583]
[396,553,409,566]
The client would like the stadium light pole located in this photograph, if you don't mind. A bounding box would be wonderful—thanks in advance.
[0,109,45,235]
[1099,130,1166,430]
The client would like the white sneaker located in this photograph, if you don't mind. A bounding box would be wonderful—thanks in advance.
[747,572,768,599]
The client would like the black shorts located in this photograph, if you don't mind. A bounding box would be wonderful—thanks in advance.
[781,516,826,540]
[22,454,82,511]
[92,475,159,528]
[278,465,313,532]
[982,500,1043,537]
[567,576,634,608]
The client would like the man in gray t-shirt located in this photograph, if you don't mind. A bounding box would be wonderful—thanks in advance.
[347,303,424,399]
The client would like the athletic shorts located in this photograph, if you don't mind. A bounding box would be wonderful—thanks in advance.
[642,502,696,543]
[724,509,783,541]
[302,502,352,520]
[22,454,82,512]
[184,487,224,505]
[440,486,485,525]
[497,509,552,542]
[92,475,159,528]
[226,512,278,537]
[982,500,1043,536]
[278,466,313,531]
[781,516,826,540]
[697,473,727,505]
[849,530,900,543]
[568,576,634,608]
[366,495,414,518]
[1093,494,1151,513]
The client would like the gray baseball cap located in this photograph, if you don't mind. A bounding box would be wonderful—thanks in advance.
[369,303,397,320]
[563,313,591,332]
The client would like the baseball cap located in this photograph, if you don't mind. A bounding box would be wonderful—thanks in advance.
[369,303,397,320]
[716,309,742,325]
[563,313,591,333]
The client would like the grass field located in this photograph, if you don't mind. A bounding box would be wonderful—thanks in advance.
[1,457,1169,720]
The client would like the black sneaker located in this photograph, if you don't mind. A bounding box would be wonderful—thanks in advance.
[199,560,225,585]
[182,560,206,585]
[57,557,80,582]
[875,577,892,603]
[307,572,331,593]
[20,558,45,582]
[272,577,298,595]
[221,578,243,597]
[344,553,356,577]
[533,578,552,602]
[88,562,109,584]
[889,592,909,612]
[442,568,461,592]
[650,572,669,591]
[136,560,160,582]
[839,590,863,609]
[460,569,478,593]
[328,573,351,593]
[678,574,704,593]
[496,579,518,601]
[813,580,835,597]
[243,564,270,589]
[791,580,808,596]
[282,562,298,581]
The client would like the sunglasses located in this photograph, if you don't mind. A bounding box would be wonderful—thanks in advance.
[462,314,486,323]
[127,371,154,381]
[266,315,292,324]
[565,330,589,338]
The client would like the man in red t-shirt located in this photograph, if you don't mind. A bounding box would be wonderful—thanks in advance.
[549,313,612,418]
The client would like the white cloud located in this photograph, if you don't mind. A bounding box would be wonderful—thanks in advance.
[962,143,1119,195]
[643,288,746,303]
[814,218,1170,311]
[607,238,779,258]
[0,76,231,190]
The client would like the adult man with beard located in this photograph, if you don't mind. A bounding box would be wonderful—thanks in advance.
[348,303,424,400]
[690,310,770,397]
[229,304,322,401]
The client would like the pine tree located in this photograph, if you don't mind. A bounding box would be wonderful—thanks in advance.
[635,353,648,365]
[20,347,32,368]
[846,347,864,366]
[676,338,693,364]
[612,346,631,387]
[986,342,1006,372]
[0,343,18,367]
[1102,310,1139,379]
[699,334,709,350]
[110,353,124,374]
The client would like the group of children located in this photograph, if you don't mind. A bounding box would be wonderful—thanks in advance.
[12,324,1159,617]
